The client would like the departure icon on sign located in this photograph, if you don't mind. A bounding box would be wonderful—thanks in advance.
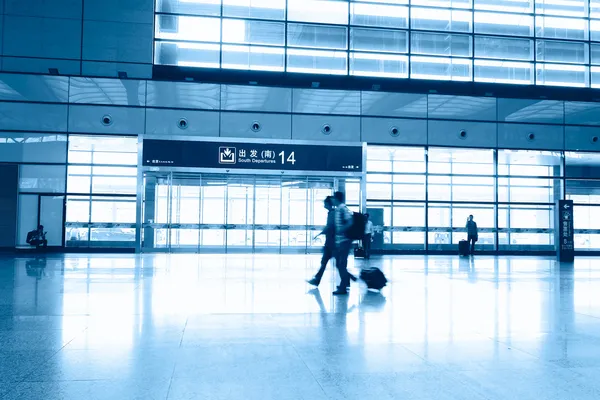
[219,147,236,164]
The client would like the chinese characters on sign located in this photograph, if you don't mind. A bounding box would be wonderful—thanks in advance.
[142,139,363,172]
[558,200,574,262]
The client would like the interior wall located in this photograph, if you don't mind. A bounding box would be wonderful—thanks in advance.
[0,164,18,247]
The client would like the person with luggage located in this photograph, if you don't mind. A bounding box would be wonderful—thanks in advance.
[466,215,478,255]
[307,196,336,287]
[363,213,374,259]
[332,191,354,295]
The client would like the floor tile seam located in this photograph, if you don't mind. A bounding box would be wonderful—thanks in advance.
[0,341,72,400]
[471,332,551,358]
[285,334,330,399]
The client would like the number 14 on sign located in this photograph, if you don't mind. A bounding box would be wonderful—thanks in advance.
[279,151,296,165]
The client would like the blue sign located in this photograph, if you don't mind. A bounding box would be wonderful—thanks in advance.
[558,200,574,262]
[143,139,363,172]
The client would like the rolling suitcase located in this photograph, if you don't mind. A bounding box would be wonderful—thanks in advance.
[360,267,387,291]
[459,240,469,256]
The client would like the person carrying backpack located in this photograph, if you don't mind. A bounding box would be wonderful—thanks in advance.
[332,191,355,295]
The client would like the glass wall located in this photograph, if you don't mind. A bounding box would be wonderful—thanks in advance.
[367,145,600,252]
[155,0,600,87]
[65,136,138,248]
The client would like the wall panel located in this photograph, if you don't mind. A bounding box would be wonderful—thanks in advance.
[292,115,360,142]
[361,117,427,145]
[68,105,145,134]
[498,123,564,150]
[0,103,68,132]
[221,112,292,140]
[145,108,219,137]
[428,120,497,148]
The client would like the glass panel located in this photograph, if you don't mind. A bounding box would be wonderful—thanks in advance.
[566,152,600,178]
[411,32,472,57]
[498,150,563,177]
[223,0,287,20]
[66,196,90,223]
[202,183,226,224]
[498,204,554,248]
[474,0,533,13]
[535,16,587,40]
[592,20,600,41]
[475,36,533,61]
[535,0,588,17]
[428,148,495,175]
[593,67,600,88]
[155,41,220,68]
[19,165,66,193]
[593,0,600,18]
[287,23,348,50]
[567,181,600,204]
[367,182,393,200]
[287,0,349,24]
[411,0,472,8]
[350,2,409,28]
[68,136,137,166]
[91,198,136,223]
[90,228,135,242]
[350,53,409,78]
[592,44,600,65]
[474,60,534,84]
[254,180,281,225]
[536,64,589,87]
[40,196,64,246]
[222,45,285,71]
[350,28,408,53]
[428,175,495,202]
[155,15,221,42]
[222,19,285,46]
[536,40,588,64]
[410,56,472,81]
[156,0,222,16]
[411,8,472,33]
[393,175,426,200]
[393,203,425,227]
[287,49,348,75]
[498,177,559,203]
[0,133,67,163]
[475,12,534,36]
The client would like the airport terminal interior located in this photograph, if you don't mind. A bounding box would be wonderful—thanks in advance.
[2,0,600,398]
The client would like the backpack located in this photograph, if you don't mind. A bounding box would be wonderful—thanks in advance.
[345,212,366,241]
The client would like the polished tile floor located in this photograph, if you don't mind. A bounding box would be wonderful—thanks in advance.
[0,253,599,399]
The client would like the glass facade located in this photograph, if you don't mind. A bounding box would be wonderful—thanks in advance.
[65,136,138,248]
[367,146,600,252]
[155,0,600,87]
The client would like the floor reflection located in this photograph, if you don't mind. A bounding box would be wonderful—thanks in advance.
[0,254,599,399]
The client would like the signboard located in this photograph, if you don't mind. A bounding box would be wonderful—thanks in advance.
[557,200,574,262]
[142,139,363,173]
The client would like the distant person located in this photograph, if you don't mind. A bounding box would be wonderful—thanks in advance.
[307,196,336,287]
[363,214,374,259]
[466,215,478,255]
[26,225,47,249]
[332,191,354,295]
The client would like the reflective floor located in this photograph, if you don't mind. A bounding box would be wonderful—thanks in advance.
[1,254,600,399]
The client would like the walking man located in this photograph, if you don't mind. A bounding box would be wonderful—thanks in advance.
[332,191,354,295]
[307,196,336,287]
